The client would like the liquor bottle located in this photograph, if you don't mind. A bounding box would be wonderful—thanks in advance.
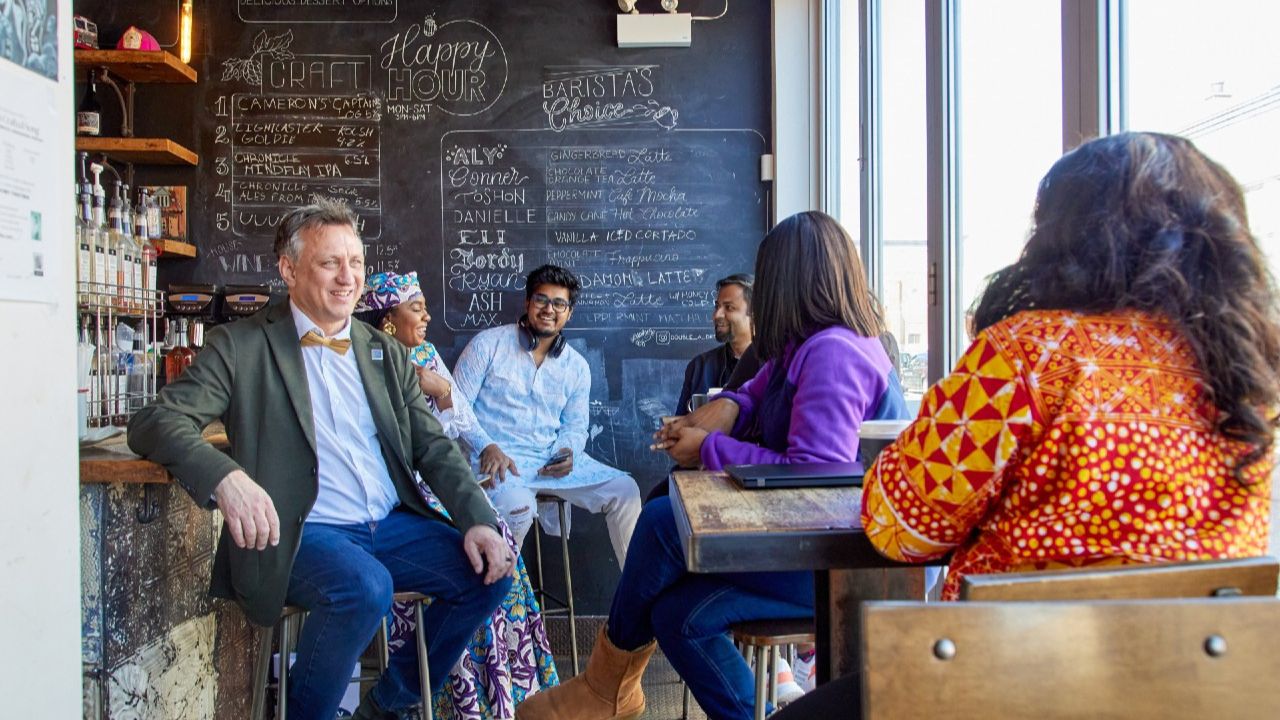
[127,332,149,412]
[165,318,196,384]
[76,183,92,304]
[107,185,126,306]
[75,153,92,304]
[120,184,134,238]
[89,163,108,301]
[146,190,162,242]
[121,185,143,311]
[135,189,157,308]
[76,70,102,136]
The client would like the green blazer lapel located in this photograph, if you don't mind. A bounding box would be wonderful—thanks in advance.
[351,321,409,471]
[263,301,317,453]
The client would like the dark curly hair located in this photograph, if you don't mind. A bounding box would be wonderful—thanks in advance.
[752,211,885,362]
[525,264,581,305]
[973,132,1280,478]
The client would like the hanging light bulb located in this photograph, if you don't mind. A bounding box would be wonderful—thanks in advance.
[179,0,193,63]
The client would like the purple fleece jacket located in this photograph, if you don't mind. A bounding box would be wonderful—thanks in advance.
[699,326,895,470]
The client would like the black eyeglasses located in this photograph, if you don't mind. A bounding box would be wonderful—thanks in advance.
[530,293,572,313]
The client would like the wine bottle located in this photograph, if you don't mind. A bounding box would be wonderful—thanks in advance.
[77,70,102,136]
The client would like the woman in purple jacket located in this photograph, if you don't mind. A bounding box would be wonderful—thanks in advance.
[516,212,907,720]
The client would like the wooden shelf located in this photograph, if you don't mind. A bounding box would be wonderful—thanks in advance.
[76,137,198,165]
[159,240,197,258]
[74,49,197,84]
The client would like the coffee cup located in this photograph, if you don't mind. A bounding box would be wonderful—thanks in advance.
[858,419,911,468]
[689,393,709,411]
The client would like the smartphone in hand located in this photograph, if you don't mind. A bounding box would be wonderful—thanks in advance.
[541,448,571,471]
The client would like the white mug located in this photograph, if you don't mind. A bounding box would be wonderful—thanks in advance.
[858,419,911,467]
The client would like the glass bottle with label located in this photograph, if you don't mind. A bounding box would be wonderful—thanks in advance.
[89,163,108,302]
[135,189,157,307]
[76,183,92,304]
[107,185,127,307]
[76,70,102,136]
[165,318,196,384]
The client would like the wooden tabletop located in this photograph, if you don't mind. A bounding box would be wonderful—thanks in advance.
[669,470,908,573]
[79,424,228,484]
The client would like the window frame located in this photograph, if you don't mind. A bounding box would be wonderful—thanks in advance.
[775,0,1117,383]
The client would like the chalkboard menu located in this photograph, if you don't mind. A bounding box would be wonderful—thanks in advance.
[439,128,765,335]
[82,0,772,605]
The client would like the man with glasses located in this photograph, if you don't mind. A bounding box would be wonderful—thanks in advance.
[452,264,642,567]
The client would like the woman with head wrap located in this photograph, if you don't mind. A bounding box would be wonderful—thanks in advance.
[356,271,559,719]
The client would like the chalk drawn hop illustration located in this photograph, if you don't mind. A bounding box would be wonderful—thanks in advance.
[221,30,294,86]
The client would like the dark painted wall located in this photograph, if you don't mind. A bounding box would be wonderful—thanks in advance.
[75,0,772,615]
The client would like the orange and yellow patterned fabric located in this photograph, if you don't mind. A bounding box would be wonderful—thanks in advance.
[861,309,1272,600]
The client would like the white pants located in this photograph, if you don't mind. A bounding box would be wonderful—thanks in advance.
[487,474,641,568]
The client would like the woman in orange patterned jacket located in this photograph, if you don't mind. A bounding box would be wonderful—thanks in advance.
[775,131,1280,719]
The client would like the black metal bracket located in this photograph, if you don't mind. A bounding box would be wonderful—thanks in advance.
[136,483,162,524]
[93,67,136,138]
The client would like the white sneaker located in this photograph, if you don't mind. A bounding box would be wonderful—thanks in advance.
[791,652,816,693]
[773,656,806,706]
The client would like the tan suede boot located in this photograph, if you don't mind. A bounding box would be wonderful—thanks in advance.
[517,626,656,720]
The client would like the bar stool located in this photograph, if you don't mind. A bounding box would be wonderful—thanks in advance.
[732,618,815,720]
[249,592,435,720]
[531,493,579,676]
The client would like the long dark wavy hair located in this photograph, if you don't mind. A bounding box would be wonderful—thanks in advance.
[752,211,885,362]
[973,132,1280,477]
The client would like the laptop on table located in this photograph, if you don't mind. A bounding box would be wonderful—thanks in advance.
[725,462,864,490]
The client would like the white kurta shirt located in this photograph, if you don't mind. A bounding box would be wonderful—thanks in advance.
[452,324,623,490]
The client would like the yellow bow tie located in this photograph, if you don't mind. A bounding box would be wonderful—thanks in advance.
[300,330,352,355]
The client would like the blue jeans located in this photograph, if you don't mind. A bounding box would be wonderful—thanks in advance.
[608,497,814,720]
[285,509,512,719]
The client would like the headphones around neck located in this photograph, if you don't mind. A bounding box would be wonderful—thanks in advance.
[518,315,568,358]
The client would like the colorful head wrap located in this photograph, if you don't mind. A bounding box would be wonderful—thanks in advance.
[356,271,422,313]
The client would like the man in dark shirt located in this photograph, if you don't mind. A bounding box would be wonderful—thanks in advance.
[674,273,761,415]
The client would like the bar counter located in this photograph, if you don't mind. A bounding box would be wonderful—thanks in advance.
[79,425,228,484]
[80,424,254,719]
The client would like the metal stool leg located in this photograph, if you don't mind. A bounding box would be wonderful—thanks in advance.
[378,617,390,674]
[682,682,691,719]
[414,599,433,720]
[533,517,546,608]
[752,644,768,720]
[558,500,579,676]
[277,613,296,720]
[768,645,780,706]
[250,624,273,720]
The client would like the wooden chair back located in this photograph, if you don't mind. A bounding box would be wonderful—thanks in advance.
[861,596,1280,719]
[959,556,1279,601]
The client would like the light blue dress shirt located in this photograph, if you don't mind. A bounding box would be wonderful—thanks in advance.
[291,302,399,525]
[453,324,622,490]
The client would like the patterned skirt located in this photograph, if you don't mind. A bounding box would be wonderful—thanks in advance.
[387,486,560,719]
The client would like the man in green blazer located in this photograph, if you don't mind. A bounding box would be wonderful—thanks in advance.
[129,197,513,720]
